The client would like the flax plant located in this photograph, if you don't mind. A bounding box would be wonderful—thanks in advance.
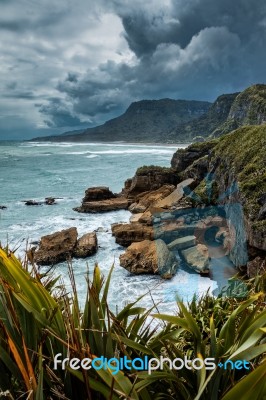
[0,247,265,400]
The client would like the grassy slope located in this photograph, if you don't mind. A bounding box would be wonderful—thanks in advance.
[212,125,266,221]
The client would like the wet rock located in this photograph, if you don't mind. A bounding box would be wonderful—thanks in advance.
[34,227,78,265]
[95,227,108,233]
[180,244,210,274]
[119,239,178,278]
[74,232,98,258]
[45,197,56,205]
[111,222,154,247]
[168,235,196,251]
[24,200,42,206]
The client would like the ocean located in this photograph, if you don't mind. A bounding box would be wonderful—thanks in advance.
[0,141,231,312]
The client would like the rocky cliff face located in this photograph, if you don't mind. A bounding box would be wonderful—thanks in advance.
[169,93,238,142]
[171,125,266,267]
[213,84,266,137]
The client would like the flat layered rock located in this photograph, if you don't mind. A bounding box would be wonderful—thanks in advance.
[168,235,196,251]
[180,244,210,274]
[120,239,178,279]
[74,197,128,213]
[74,186,128,213]
[154,178,194,209]
[129,185,175,214]
[112,222,154,247]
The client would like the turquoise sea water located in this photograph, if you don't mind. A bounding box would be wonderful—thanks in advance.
[0,141,232,312]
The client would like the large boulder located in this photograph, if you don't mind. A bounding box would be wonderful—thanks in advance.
[74,186,128,213]
[124,166,179,201]
[34,227,78,265]
[73,232,98,258]
[33,228,98,265]
[119,239,178,279]
[180,244,210,274]
[112,223,154,247]
[82,186,116,201]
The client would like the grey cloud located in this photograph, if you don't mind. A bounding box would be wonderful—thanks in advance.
[1,0,266,138]
[42,0,266,130]
[4,91,37,100]
[38,98,92,128]
[117,0,266,55]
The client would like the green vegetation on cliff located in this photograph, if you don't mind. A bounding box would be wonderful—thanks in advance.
[170,124,266,260]
[169,93,238,142]
[213,84,266,137]
[212,125,266,220]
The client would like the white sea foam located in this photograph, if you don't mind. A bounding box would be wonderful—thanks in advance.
[1,140,227,312]
[87,149,174,155]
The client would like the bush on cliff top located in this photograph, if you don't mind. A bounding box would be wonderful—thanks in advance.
[136,165,176,176]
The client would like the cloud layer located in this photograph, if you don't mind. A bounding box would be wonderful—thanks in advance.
[1,0,266,139]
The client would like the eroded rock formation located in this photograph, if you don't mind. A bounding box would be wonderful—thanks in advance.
[33,227,98,265]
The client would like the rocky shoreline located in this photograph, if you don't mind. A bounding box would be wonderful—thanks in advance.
[31,125,266,282]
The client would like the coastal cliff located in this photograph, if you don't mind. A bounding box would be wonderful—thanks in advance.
[108,124,265,276]
[171,125,266,268]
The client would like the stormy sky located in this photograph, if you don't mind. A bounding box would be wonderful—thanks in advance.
[1,0,266,140]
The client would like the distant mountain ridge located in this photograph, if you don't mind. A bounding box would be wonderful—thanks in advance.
[33,99,211,143]
[33,84,266,143]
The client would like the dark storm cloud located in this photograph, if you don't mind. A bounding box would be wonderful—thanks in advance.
[117,0,266,54]
[38,98,89,128]
[40,0,266,129]
[1,0,266,139]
